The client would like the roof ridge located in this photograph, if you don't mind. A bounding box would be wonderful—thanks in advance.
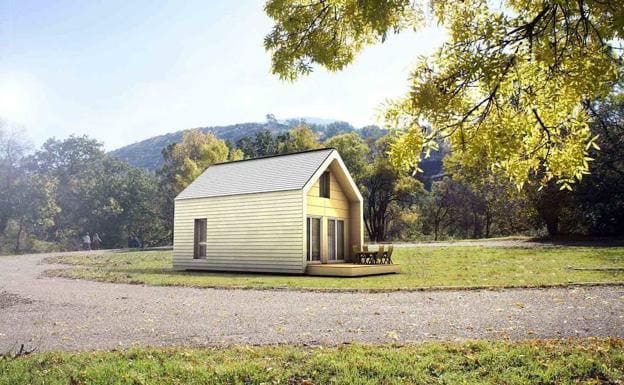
[211,147,335,166]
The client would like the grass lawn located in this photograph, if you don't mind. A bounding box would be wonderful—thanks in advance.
[2,339,623,385]
[45,245,624,291]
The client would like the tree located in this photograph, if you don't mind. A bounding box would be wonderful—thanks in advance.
[12,174,59,252]
[170,130,229,190]
[264,0,623,188]
[115,168,168,247]
[323,121,354,139]
[445,152,533,238]
[229,148,245,161]
[0,123,30,235]
[26,135,168,248]
[358,136,423,241]
[157,130,230,240]
[361,158,422,242]
[28,135,107,244]
[277,124,319,153]
[420,178,454,241]
[253,129,279,156]
[526,93,624,237]
[576,94,624,236]
[323,132,369,183]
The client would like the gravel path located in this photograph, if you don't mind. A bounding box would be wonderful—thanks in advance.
[0,250,623,352]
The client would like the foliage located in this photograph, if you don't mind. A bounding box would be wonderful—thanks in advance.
[163,130,229,192]
[46,245,624,290]
[264,0,421,80]
[323,132,369,182]
[360,156,423,242]
[156,130,230,242]
[0,123,30,235]
[265,0,624,188]
[276,124,320,153]
[235,129,281,158]
[110,118,362,171]
[11,173,59,252]
[570,94,624,236]
[522,93,624,237]
[442,152,534,239]
[0,134,169,252]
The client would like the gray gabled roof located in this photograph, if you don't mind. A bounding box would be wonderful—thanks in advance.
[175,148,335,200]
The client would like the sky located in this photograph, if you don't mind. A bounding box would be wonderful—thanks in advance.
[0,1,446,150]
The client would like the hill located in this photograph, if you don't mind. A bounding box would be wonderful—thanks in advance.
[109,118,374,171]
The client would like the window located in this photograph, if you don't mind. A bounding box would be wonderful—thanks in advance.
[337,220,345,259]
[328,219,336,260]
[193,219,207,258]
[306,217,321,261]
[319,171,330,198]
[327,219,345,261]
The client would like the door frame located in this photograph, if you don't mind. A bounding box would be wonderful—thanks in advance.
[305,215,322,264]
[326,217,346,264]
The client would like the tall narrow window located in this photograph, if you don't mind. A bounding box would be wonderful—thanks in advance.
[337,220,345,260]
[319,171,330,198]
[306,217,321,261]
[328,219,345,261]
[194,219,207,258]
[328,219,336,260]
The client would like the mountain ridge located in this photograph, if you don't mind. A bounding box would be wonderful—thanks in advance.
[109,118,376,171]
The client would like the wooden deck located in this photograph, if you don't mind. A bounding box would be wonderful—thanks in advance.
[305,263,401,277]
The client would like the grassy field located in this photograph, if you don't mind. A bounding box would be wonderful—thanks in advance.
[45,245,624,290]
[1,339,623,385]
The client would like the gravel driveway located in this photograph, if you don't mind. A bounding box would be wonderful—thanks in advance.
[1,250,623,352]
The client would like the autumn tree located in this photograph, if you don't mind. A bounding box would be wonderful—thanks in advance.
[264,0,623,189]
[323,132,369,183]
[277,124,319,153]
[157,130,230,239]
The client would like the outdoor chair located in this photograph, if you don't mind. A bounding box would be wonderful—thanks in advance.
[352,245,362,263]
[385,245,394,264]
[375,245,385,264]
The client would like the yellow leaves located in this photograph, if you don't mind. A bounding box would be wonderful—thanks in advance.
[265,0,622,189]
[264,0,421,80]
[387,125,424,172]
[379,0,621,189]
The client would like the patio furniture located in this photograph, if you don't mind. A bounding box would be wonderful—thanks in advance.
[374,245,385,264]
[385,245,394,264]
[352,245,395,265]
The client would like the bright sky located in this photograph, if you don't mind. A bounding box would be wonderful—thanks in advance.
[0,1,446,150]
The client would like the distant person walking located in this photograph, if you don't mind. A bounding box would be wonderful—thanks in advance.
[92,233,102,250]
[82,233,91,251]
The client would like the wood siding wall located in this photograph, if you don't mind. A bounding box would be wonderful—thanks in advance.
[173,190,304,273]
[306,172,351,262]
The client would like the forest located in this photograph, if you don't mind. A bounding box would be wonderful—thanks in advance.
[0,95,623,253]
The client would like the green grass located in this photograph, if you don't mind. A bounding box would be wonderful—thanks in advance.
[45,245,624,291]
[1,339,623,385]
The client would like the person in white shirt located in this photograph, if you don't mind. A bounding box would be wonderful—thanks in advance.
[82,233,91,250]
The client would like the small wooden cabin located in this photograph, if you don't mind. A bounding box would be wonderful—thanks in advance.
[173,148,364,274]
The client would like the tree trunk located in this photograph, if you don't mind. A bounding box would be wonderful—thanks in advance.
[545,218,559,237]
[14,219,24,253]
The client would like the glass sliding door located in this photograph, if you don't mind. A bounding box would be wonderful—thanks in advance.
[327,219,345,262]
[328,219,336,261]
[306,217,321,262]
[337,220,345,260]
